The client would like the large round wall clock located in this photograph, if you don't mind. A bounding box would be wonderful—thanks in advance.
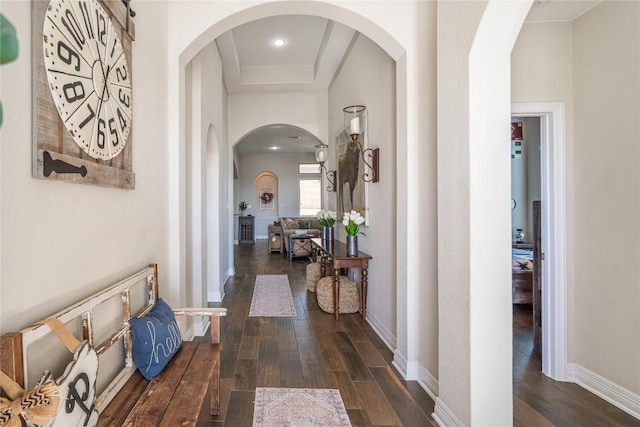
[42,0,132,161]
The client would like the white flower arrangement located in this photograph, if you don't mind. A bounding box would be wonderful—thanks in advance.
[316,210,337,227]
[342,210,365,236]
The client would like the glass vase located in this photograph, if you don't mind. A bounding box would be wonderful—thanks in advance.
[346,235,358,256]
[322,226,334,241]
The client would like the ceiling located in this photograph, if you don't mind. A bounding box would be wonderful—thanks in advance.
[226,1,602,156]
[525,0,602,23]
[234,124,321,155]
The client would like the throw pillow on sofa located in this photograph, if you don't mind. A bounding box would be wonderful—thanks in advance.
[298,220,310,229]
[130,298,182,380]
[282,218,299,229]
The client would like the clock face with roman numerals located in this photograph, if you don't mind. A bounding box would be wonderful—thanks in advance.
[43,0,132,161]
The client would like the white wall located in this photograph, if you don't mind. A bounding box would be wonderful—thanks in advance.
[436,2,485,422]
[187,42,230,306]
[228,91,328,147]
[0,1,169,332]
[573,0,640,396]
[328,33,398,352]
[512,2,640,412]
[416,0,439,394]
[512,19,577,360]
[437,1,533,425]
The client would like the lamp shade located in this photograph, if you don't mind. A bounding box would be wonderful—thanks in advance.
[343,105,366,136]
[315,144,329,163]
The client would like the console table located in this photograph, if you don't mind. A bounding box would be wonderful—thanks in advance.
[310,238,372,321]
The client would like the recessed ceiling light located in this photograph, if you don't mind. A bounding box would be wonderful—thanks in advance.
[272,38,287,48]
[270,146,280,150]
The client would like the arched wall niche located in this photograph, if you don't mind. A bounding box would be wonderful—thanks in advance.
[254,171,279,218]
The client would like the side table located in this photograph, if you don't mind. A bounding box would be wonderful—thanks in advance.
[288,234,313,261]
[268,225,283,253]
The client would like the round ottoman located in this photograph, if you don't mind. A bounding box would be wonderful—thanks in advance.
[316,276,360,314]
[306,261,322,292]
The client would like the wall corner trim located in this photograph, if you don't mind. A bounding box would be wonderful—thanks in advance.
[568,363,640,420]
[433,397,465,427]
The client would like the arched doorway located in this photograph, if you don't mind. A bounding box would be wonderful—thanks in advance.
[170,2,410,376]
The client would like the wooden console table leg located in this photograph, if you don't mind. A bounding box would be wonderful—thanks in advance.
[334,268,340,321]
[361,261,369,321]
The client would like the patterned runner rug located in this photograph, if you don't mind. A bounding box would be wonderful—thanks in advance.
[249,274,296,317]
[253,387,351,426]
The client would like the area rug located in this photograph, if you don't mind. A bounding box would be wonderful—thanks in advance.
[253,387,351,426]
[249,274,296,317]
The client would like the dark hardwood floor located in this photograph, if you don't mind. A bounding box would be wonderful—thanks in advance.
[198,241,639,426]
[513,305,639,427]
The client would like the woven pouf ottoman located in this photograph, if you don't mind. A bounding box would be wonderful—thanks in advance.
[306,261,322,292]
[316,276,360,314]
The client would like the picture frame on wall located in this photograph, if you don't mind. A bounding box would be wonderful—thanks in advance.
[336,109,369,225]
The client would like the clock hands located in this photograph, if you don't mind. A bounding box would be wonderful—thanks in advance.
[43,151,88,177]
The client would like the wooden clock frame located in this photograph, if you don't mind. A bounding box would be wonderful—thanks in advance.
[32,0,136,189]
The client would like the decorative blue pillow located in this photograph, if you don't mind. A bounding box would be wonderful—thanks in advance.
[298,220,310,229]
[130,298,182,380]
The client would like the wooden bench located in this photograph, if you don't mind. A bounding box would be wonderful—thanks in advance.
[0,264,226,426]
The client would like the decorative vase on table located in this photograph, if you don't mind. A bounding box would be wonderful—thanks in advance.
[346,235,358,257]
[322,226,334,241]
[317,210,337,242]
[343,210,365,257]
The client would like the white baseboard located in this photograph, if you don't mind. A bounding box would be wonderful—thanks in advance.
[365,312,397,350]
[207,270,232,303]
[433,397,464,427]
[391,350,418,380]
[568,363,640,420]
[208,290,224,302]
[256,235,268,240]
[418,364,439,401]
[392,350,408,379]
[226,267,235,279]
[233,240,238,245]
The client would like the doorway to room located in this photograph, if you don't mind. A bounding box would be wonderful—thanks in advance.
[511,115,542,368]
[511,102,568,382]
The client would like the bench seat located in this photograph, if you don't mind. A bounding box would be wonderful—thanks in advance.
[99,340,219,426]
[0,264,226,427]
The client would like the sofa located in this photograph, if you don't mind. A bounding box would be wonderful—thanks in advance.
[280,217,322,255]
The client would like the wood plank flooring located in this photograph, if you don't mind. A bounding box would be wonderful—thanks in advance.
[512,305,639,427]
[197,241,639,426]
[199,241,436,426]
